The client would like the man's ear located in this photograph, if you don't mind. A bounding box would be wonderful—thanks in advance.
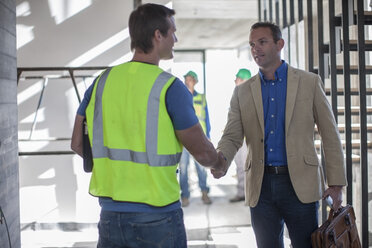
[277,38,285,50]
[154,29,162,41]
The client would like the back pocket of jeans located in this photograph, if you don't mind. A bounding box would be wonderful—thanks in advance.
[130,216,174,247]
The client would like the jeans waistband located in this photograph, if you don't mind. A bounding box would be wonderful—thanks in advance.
[264,165,288,175]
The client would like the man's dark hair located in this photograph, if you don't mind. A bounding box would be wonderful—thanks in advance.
[250,22,282,42]
[129,3,175,53]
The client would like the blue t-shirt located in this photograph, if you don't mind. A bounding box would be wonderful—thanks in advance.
[77,76,199,212]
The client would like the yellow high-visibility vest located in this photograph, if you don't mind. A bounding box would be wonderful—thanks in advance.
[193,93,207,134]
[85,62,182,207]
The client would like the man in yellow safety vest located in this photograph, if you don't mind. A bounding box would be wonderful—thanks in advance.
[71,4,227,247]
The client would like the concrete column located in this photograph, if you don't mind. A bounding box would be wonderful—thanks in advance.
[0,0,20,247]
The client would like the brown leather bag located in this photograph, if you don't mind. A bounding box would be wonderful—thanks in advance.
[311,205,361,247]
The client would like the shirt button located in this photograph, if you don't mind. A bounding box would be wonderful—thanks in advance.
[272,83,274,86]
[279,78,282,81]
[271,114,275,118]
[269,148,273,152]
[270,131,274,134]
[271,98,275,101]
[269,163,272,166]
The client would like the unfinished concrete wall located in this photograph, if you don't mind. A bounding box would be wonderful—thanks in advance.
[0,0,20,247]
[16,0,132,226]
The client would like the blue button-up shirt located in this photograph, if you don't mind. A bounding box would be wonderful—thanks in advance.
[259,61,288,166]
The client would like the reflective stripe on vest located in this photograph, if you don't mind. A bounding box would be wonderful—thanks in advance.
[91,69,181,167]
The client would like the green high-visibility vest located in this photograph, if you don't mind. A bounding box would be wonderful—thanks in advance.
[193,93,207,134]
[85,62,183,207]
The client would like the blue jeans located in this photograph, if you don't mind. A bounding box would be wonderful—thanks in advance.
[97,208,187,248]
[250,172,319,248]
[179,148,209,198]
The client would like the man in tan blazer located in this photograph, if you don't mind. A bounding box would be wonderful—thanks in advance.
[213,22,347,248]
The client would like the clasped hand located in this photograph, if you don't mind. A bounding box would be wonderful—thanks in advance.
[211,151,228,179]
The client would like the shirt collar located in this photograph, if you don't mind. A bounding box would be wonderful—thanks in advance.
[259,60,287,82]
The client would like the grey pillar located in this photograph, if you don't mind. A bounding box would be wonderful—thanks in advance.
[0,0,20,247]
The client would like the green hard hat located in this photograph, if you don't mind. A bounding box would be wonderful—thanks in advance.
[236,69,251,80]
[184,70,198,82]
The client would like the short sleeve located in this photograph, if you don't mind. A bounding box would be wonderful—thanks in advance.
[166,78,199,130]
[76,79,96,116]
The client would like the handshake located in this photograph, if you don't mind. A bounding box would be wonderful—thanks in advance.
[210,151,229,179]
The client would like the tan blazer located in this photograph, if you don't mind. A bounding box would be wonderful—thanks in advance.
[217,65,347,207]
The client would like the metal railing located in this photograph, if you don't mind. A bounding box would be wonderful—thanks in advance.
[17,66,108,156]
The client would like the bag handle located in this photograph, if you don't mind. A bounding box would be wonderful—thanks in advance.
[327,206,344,222]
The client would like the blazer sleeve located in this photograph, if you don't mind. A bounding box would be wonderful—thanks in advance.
[313,75,347,186]
[217,86,245,166]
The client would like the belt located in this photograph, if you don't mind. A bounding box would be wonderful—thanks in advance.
[264,166,288,175]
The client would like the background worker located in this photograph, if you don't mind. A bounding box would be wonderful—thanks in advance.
[71,4,226,247]
[213,22,346,248]
[179,70,212,207]
[229,68,251,203]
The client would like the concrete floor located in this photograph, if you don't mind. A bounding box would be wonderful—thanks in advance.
[20,167,292,248]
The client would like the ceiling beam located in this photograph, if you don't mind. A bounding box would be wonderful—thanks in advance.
[173,0,258,19]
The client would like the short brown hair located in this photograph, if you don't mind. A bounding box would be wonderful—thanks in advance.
[129,3,175,53]
[250,22,282,42]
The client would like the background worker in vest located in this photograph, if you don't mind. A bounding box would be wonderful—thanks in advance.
[229,68,251,203]
[71,4,227,248]
[179,71,212,207]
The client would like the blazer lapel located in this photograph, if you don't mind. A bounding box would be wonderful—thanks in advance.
[250,75,265,134]
[285,66,299,134]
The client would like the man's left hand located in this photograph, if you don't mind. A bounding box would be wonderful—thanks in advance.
[323,185,343,211]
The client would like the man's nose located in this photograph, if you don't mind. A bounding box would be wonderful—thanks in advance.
[251,46,259,53]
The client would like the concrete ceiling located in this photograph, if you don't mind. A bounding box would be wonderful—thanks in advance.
[16,0,259,67]
[150,0,259,49]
